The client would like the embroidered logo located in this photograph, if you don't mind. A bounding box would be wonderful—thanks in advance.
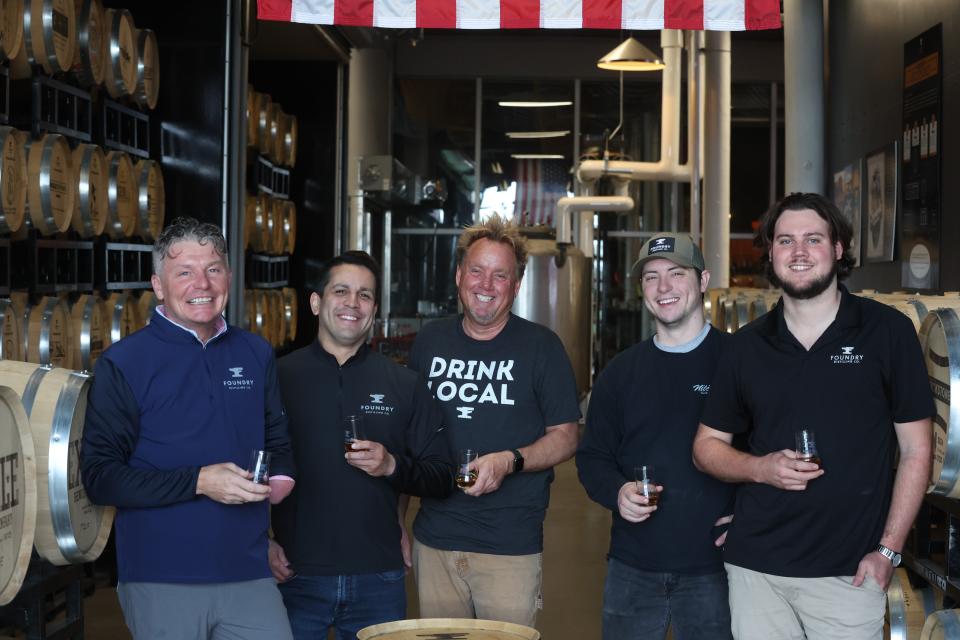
[370,394,385,404]
[457,407,475,419]
[830,346,864,364]
[648,237,676,255]
[223,366,254,390]
[360,392,396,416]
[692,384,710,395]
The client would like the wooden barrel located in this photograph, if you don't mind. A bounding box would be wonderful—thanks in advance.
[281,287,297,343]
[871,294,929,334]
[0,0,25,62]
[104,150,136,239]
[70,0,105,87]
[133,158,163,241]
[0,385,36,605]
[245,194,269,252]
[268,103,285,164]
[921,610,960,640]
[889,568,941,640]
[0,361,113,565]
[27,296,71,368]
[704,289,726,327]
[281,199,296,254]
[0,126,27,235]
[70,143,107,238]
[282,112,298,168]
[246,86,258,148]
[9,0,76,77]
[102,8,136,99]
[101,290,141,348]
[921,309,960,497]
[244,289,266,338]
[137,290,157,328]
[255,92,273,156]
[268,197,284,255]
[27,133,74,236]
[358,619,541,640]
[717,293,750,333]
[69,294,104,371]
[8,293,30,363]
[0,299,22,362]
[132,28,158,110]
[266,289,283,346]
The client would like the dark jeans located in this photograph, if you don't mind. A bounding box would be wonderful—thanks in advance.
[278,570,406,640]
[602,557,733,640]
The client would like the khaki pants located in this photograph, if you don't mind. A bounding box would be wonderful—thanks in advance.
[725,563,886,640]
[413,538,542,627]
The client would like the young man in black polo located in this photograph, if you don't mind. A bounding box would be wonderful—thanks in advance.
[577,233,734,640]
[693,192,933,639]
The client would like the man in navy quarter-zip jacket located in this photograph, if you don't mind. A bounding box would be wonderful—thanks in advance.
[81,217,296,640]
[270,251,453,640]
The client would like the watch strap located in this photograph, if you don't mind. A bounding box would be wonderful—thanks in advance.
[511,448,524,473]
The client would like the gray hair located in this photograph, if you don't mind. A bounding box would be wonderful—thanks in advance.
[152,217,228,274]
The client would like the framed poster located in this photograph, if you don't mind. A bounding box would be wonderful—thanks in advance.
[901,24,942,288]
[864,142,898,263]
[832,161,862,267]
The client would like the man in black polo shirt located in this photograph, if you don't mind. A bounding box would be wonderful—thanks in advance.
[693,192,933,639]
[270,251,454,640]
[577,233,734,640]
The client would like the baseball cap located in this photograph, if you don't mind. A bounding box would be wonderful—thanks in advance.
[632,233,705,272]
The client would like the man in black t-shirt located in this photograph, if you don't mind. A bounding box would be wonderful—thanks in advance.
[693,193,933,639]
[577,233,734,640]
[407,215,581,627]
[270,251,453,640]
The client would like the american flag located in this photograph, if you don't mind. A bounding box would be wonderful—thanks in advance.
[515,159,568,226]
[257,0,781,30]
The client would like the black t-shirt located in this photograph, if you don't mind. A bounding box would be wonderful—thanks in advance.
[274,341,453,576]
[701,287,935,577]
[576,327,735,574]
[408,314,581,555]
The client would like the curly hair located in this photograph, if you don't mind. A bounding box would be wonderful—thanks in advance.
[152,217,228,274]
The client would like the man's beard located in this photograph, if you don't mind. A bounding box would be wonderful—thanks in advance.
[770,259,838,300]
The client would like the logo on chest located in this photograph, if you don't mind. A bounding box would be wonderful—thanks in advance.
[223,366,255,390]
[830,346,864,364]
[692,384,710,395]
[361,393,396,415]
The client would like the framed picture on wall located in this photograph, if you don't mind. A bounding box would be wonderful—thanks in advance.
[864,141,898,263]
[832,161,862,267]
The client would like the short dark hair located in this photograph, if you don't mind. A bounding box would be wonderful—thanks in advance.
[753,192,855,282]
[316,251,381,303]
[153,217,227,274]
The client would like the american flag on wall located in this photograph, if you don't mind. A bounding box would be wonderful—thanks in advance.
[514,159,568,226]
[257,0,781,30]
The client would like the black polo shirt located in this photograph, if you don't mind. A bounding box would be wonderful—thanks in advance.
[701,286,934,577]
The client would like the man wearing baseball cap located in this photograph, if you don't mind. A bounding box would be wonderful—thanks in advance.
[577,232,735,640]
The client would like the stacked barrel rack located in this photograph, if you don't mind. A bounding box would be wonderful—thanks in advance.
[0,1,163,636]
[245,86,298,351]
[708,287,960,637]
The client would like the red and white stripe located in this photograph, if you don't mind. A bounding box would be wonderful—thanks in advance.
[257,0,781,30]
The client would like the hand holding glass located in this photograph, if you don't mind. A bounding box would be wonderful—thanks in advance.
[634,465,660,506]
[457,449,478,489]
[248,450,271,485]
[795,430,821,467]
[343,415,369,452]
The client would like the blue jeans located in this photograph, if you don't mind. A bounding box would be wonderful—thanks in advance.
[277,570,406,640]
[602,558,732,640]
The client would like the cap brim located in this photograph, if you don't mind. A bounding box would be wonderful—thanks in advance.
[631,254,698,273]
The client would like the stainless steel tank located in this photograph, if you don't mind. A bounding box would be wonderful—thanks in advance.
[513,238,592,395]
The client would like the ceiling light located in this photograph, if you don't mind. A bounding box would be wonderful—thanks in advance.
[597,37,665,71]
[505,131,571,139]
[498,100,572,108]
[510,154,565,160]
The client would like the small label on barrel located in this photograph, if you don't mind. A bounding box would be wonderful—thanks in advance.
[52,9,70,39]
[0,136,19,221]
[67,435,100,552]
[925,315,951,492]
[0,400,26,597]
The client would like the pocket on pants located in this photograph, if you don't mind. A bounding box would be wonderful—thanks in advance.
[376,569,406,583]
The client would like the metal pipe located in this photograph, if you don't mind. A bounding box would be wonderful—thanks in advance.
[224,0,244,326]
[784,0,825,194]
[555,196,634,244]
[474,78,482,222]
[703,31,731,288]
[334,62,345,255]
[769,81,778,205]
[689,30,703,244]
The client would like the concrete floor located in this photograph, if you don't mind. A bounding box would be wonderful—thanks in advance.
[80,458,610,639]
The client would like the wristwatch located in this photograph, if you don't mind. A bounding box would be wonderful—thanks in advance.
[511,449,524,473]
[877,544,902,567]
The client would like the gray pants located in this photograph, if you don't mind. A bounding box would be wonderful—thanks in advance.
[117,578,293,640]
